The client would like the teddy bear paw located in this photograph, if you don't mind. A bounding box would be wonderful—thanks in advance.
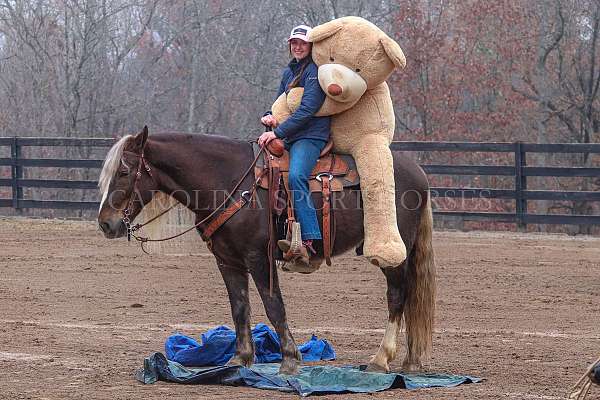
[364,240,407,268]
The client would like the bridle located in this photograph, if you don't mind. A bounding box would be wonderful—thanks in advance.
[121,149,154,242]
[117,143,266,250]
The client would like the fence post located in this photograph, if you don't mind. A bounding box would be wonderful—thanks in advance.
[514,141,527,230]
[10,137,23,212]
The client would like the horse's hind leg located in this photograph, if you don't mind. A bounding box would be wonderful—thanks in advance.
[217,262,254,367]
[250,260,301,375]
[367,265,407,373]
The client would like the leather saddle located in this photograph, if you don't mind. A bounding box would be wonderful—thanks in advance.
[253,140,360,193]
[252,139,360,267]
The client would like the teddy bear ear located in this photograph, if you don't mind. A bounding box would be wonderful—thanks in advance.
[380,36,407,69]
[309,20,343,43]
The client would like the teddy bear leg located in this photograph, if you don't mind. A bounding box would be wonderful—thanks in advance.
[352,136,406,268]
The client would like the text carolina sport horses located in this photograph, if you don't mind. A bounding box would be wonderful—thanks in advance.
[97,127,435,374]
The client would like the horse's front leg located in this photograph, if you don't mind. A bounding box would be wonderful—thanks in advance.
[249,256,301,375]
[217,262,254,367]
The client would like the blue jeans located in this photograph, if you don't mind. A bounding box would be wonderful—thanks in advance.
[288,139,327,240]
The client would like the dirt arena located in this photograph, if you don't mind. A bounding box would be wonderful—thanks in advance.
[0,217,599,399]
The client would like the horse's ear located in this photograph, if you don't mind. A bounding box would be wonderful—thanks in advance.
[133,126,149,151]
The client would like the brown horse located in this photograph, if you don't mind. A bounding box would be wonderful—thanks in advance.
[97,127,435,375]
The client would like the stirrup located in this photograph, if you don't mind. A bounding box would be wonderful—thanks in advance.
[288,221,302,255]
[279,222,302,261]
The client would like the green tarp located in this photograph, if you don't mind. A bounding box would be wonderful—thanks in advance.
[137,352,482,396]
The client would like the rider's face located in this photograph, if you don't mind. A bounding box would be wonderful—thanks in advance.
[289,39,311,61]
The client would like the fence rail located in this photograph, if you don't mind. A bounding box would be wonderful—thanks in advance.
[1,137,599,227]
[389,141,600,227]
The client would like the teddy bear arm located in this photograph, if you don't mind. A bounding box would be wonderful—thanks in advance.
[271,92,292,125]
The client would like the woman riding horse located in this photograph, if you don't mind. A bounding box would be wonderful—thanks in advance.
[97,127,435,375]
[259,24,330,271]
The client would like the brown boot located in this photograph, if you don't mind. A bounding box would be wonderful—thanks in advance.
[277,239,293,255]
[277,240,317,274]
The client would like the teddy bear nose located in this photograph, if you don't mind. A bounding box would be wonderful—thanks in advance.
[327,83,343,96]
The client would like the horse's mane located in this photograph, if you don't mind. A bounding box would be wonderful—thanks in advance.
[98,132,251,212]
[98,135,132,198]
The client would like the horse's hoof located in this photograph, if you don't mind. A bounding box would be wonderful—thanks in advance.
[227,355,253,368]
[278,359,300,375]
[401,361,423,373]
[365,361,390,373]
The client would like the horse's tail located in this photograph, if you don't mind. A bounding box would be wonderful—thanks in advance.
[404,191,436,364]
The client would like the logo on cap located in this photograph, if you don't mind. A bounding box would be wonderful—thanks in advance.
[293,28,307,35]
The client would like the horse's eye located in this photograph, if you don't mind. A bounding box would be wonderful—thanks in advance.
[329,57,335,62]
[355,68,361,73]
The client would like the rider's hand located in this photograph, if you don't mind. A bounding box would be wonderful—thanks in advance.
[258,131,277,147]
[260,115,278,128]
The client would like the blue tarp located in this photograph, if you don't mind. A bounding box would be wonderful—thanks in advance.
[136,352,482,396]
[136,324,482,396]
[165,324,335,366]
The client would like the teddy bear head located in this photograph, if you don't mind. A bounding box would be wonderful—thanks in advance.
[309,16,406,104]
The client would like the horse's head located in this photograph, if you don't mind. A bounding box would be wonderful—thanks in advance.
[97,126,158,238]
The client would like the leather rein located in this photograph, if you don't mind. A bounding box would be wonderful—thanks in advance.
[120,144,266,252]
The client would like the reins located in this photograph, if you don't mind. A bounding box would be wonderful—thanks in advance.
[118,131,277,296]
[121,143,266,251]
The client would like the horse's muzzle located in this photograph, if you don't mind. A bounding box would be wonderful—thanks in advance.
[98,218,126,239]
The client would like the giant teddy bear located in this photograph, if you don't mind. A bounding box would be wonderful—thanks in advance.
[271,16,407,268]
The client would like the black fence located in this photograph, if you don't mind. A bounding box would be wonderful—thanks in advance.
[390,141,600,227]
[1,137,599,227]
[0,137,113,211]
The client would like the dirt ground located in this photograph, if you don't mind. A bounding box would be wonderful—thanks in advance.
[0,217,599,400]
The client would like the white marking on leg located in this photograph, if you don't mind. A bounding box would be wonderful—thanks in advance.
[370,318,400,370]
